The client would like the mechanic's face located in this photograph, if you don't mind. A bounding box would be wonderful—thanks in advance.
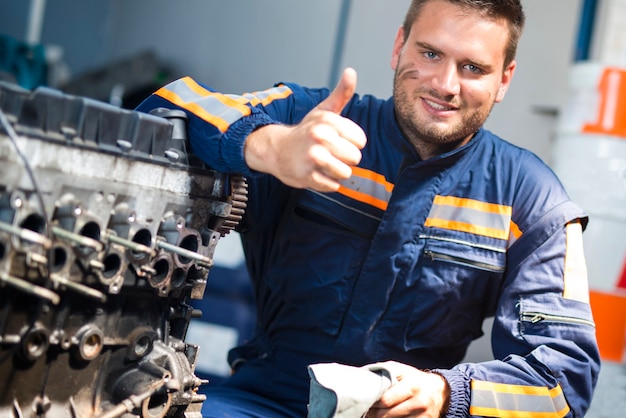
[391,0,515,159]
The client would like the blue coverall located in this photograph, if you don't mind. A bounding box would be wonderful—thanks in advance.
[137,78,600,417]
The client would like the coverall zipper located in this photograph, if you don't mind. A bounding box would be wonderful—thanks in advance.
[424,250,505,273]
[521,312,595,328]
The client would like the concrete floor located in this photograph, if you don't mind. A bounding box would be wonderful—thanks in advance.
[587,361,626,417]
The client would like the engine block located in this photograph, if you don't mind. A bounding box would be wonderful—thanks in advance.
[0,81,246,417]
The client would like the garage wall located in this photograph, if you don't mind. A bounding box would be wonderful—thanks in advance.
[0,0,583,161]
[105,0,342,92]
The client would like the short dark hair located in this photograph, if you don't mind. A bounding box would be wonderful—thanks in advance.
[402,0,525,68]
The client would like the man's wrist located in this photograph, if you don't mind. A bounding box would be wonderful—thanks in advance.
[431,368,471,418]
[224,113,276,175]
[244,124,283,174]
[427,370,451,418]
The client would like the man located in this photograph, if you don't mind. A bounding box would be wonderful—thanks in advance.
[137,0,600,416]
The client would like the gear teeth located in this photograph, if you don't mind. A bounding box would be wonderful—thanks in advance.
[218,175,248,236]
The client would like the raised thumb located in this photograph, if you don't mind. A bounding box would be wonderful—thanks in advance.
[318,67,357,114]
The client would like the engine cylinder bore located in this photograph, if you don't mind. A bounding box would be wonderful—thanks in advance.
[176,233,199,266]
[95,248,127,294]
[127,328,157,361]
[79,220,101,241]
[74,325,104,362]
[48,242,74,276]
[101,251,123,279]
[14,212,49,250]
[142,391,172,418]
[131,334,153,360]
[76,220,102,255]
[128,228,153,265]
[19,213,46,235]
[149,254,173,295]
[20,324,50,362]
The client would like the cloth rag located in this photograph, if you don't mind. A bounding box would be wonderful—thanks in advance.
[307,362,396,418]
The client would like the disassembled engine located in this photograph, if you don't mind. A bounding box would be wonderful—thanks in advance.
[0,80,247,417]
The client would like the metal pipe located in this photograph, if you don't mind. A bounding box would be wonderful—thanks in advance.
[328,0,353,88]
[52,226,104,252]
[574,0,598,61]
[156,240,213,268]
[0,272,60,305]
[26,0,46,45]
[50,273,107,302]
[106,232,156,256]
[0,220,52,248]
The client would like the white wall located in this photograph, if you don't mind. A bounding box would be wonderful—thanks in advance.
[101,0,582,163]
[106,0,343,92]
[0,0,584,161]
[486,0,583,163]
[340,0,410,98]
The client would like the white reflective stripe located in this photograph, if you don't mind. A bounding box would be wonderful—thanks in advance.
[425,196,512,241]
[236,85,293,106]
[337,167,394,211]
[157,79,294,133]
[194,95,250,126]
[338,176,392,204]
[429,204,509,232]
[470,381,570,418]
[165,78,203,102]
[563,222,590,303]
[158,78,249,130]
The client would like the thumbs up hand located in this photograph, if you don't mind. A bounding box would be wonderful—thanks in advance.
[244,68,367,192]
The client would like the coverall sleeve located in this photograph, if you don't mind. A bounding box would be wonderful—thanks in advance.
[135,76,329,175]
[436,157,600,417]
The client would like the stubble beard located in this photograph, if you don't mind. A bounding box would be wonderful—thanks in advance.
[392,69,494,158]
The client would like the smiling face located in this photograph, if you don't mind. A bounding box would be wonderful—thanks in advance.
[391,0,516,159]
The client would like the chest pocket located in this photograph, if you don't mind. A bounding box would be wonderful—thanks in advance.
[292,190,382,239]
[403,234,507,351]
[265,189,383,335]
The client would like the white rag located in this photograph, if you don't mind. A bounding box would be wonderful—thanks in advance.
[307,362,396,418]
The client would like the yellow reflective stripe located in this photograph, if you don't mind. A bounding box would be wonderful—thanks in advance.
[563,222,590,303]
[155,77,251,133]
[337,167,394,211]
[425,195,513,241]
[470,380,570,418]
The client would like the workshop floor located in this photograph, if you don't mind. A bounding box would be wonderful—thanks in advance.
[586,361,626,417]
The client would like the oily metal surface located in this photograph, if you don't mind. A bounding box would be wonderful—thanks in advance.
[0,81,246,418]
